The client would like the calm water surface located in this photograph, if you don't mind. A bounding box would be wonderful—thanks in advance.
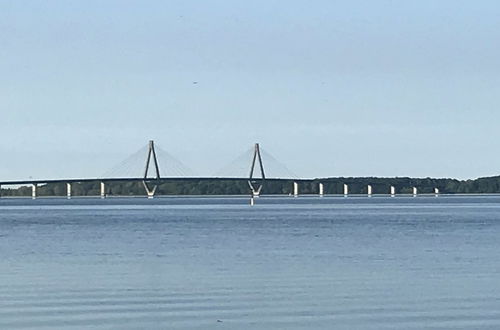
[1,196,500,329]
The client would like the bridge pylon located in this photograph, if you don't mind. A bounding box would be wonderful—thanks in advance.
[248,143,266,198]
[142,140,161,198]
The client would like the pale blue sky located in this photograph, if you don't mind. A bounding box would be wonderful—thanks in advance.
[1,0,500,180]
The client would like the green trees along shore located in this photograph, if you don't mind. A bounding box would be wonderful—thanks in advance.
[2,176,500,197]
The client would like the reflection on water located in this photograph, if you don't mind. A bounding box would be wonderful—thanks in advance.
[1,196,500,329]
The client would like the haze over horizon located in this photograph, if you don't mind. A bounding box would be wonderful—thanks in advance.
[2,1,500,180]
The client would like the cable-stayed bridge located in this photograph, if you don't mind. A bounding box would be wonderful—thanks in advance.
[0,141,313,200]
[0,140,442,200]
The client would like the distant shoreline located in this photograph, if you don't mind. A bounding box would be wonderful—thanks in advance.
[2,175,500,197]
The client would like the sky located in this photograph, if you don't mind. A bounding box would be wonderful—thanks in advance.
[1,0,500,180]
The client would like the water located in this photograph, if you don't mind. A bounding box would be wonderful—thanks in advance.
[1,196,500,329]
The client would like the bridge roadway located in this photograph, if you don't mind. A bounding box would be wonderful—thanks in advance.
[0,177,315,199]
[0,177,440,199]
[0,177,315,186]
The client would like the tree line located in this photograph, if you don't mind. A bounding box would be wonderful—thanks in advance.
[2,176,500,197]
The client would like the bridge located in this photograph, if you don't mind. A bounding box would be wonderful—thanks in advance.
[0,141,314,201]
[0,140,441,201]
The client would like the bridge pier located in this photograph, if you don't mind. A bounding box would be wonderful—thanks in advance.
[367,185,372,197]
[319,183,324,197]
[293,182,299,197]
[32,184,37,199]
[250,185,262,198]
[142,180,158,199]
[390,186,395,197]
[66,183,72,199]
[146,187,156,199]
[413,187,418,197]
[100,182,106,199]
[344,184,349,197]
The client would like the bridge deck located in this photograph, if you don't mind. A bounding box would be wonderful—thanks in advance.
[0,177,316,186]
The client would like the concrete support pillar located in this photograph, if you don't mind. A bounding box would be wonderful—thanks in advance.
[319,183,324,197]
[293,182,299,197]
[142,181,158,199]
[343,184,349,197]
[434,188,439,197]
[390,186,396,197]
[251,186,261,198]
[100,182,106,199]
[413,187,418,196]
[367,185,373,197]
[32,184,37,199]
[66,183,72,199]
